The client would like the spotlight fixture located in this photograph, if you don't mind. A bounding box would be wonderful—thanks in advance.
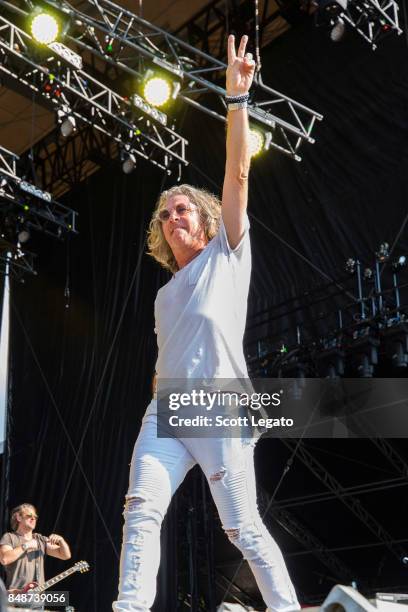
[43,74,62,98]
[376,242,390,262]
[144,77,171,108]
[392,255,406,272]
[17,225,30,244]
[31,12,59,45]
[345,258,356,274]
[249,128,264,157]
[316,0,348,42]
[60,115,76,138]
[330,18,346,42]
[122,153,136,174]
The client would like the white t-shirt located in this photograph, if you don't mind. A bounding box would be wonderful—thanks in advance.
[145,215,251,416]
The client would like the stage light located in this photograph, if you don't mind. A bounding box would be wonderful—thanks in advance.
[31,12,59,45]
[17,226,30,244]
[330,18,346,41]
[60,116,76,138]
[144,77,171,107]
[376,242,389,262]
[345,258,356,274]
[249,128,264,157]
[392,255,406,271]
[122,153,136,174]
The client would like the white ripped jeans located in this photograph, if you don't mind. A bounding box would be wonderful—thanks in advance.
[112,409,300,612]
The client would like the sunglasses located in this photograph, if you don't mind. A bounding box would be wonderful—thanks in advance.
[157,204,197,222]
[23,514,38,520]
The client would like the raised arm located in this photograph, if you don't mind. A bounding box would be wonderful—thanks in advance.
[222,34,255,249]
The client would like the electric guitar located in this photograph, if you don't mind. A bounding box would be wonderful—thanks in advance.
[8,560,89,594]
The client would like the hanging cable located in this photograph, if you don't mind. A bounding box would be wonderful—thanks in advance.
[64,236,70,309]
[225,0,229,38]
[254,0,262,76]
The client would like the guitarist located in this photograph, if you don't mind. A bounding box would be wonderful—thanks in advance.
[0,503,71,605]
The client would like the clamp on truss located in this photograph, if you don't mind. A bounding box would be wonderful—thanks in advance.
[32,0,323,161]
[0,145,77,238]
[0,10,188,172]
[317,0,402,49]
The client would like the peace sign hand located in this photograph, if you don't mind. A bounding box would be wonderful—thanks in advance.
[226,34,256,97]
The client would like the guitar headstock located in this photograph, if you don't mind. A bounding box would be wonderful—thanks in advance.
[74,560,90,573]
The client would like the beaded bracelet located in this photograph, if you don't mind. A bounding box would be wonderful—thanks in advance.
[226,93,249,111]
[225,93,249,104]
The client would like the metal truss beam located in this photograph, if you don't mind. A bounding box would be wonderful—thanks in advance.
[0,145,77,237]
[174,0,282,59]
[0,11,188,173]
[370,438,408,478]
[257,486,354,582]
[30,125,118,198]
[34,0,323,160]
[269,476,408,509]
[339,0,402,50]
[282,439,406,561]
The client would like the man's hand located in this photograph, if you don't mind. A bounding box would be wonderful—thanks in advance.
[46,534,71,560]
[47,534,63,546]
[25,538,39,551]
[226,34,256,97]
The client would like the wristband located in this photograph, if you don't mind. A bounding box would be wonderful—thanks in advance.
[227,101,248,111]
[21,542,28,552]
[225,93,249,104]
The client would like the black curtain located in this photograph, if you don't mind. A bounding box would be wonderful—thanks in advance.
[4,19,408,611]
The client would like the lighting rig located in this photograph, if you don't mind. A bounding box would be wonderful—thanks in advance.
[0,10,188,173]
[0,145,77,277]
[10,0,323,161]
[246,244,408,379]
[315,0,402,48]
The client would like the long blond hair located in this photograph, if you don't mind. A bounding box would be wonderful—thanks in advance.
[10,503,37,531]
[147,184,222,274]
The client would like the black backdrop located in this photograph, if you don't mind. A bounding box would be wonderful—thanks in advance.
[3,17,408,611]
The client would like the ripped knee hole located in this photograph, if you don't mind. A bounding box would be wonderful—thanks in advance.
[209,469,226,483]
[225,528,240,541]
[125,496,145,512]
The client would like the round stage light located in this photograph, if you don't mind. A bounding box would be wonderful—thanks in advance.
[31,13,59,45]
[18,228,30,244]
[60,116,76,138]
[249,128,264,157]
[330,18,346,42]
[144,77,171,107]
[122,153,137,174]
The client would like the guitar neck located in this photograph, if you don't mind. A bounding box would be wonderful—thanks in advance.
[32,566,77,593]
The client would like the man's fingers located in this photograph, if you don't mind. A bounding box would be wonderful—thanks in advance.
[237,35,248,58]
[227,34,236,64]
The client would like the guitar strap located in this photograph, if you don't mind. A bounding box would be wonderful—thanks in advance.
[33,534,43,610]
[33,534,40,584]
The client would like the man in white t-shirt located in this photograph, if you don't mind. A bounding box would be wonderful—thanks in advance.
[113,35,300,612]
